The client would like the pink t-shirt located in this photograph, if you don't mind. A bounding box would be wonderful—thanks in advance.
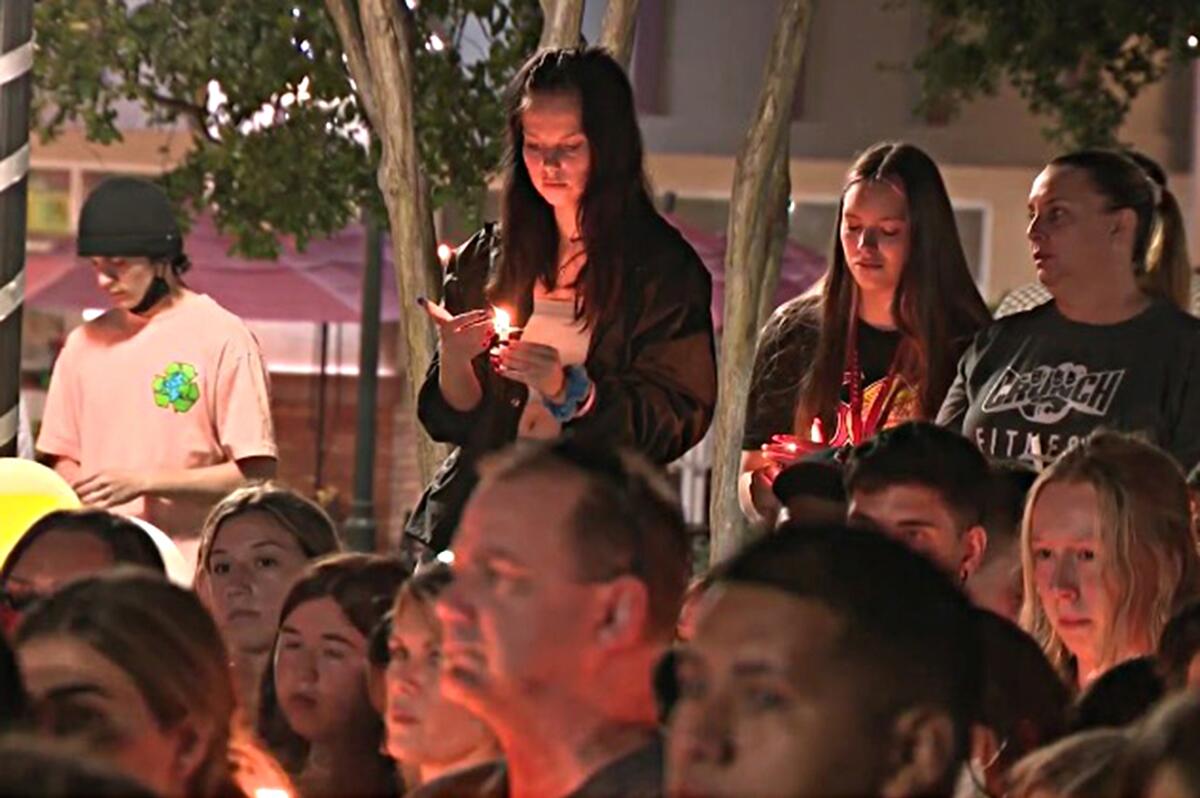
[37,292,277,540]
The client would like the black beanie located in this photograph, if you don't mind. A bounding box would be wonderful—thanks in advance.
[76,177,183,260]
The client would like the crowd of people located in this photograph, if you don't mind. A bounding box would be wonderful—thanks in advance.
[4,42,1200,797]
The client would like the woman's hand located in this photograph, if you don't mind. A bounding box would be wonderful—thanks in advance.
[497,341,566,399]
[760,433,824,472]
[420,299,494,369]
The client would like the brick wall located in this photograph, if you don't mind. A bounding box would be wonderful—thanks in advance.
[270,371,424,553]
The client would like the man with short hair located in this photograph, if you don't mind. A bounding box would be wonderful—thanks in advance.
[845,421,989,583]
[666,522,982,798]
[37,177,276,560]
[428,440,690,798]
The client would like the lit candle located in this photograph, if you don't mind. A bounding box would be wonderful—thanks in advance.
[810,418,825,444]
[492,306,512,341]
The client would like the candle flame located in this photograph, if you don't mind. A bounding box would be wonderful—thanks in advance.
[810,419,824,444]
[492,307,512,338]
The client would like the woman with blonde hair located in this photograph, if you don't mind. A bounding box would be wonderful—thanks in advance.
[381,565,499,794]
[1021,431,1200,691]
[195,482,343,720]
[13,570,290,797]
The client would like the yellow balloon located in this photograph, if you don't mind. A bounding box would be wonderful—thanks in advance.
[0,458,81,568]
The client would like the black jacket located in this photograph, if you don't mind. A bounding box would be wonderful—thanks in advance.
[405,215,717,553]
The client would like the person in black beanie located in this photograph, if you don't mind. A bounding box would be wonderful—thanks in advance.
[36,177,277,566]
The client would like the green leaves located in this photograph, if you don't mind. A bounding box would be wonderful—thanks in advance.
[33,0,541,257]
[910,0,1200,148]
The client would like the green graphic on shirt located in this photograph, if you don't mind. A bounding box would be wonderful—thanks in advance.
[153,362,200,413]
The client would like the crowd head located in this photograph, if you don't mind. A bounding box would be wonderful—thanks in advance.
[846,421,990,582]
[667,522,981,798]
[437,440,688,723]
[198,482,343,657]
[1021,431,1200,688]
[14,570,240,796]
[382,564,499,788]
[969,608,1070,796]
[1120,691,1200,798]
[1031,150,1191,306]
[436,439,688,796]
[0,509,165,632]
[258,552,405,792]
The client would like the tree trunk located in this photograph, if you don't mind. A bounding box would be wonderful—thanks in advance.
[708,0,811,565]
[330,0,444,492]
[539,0,586,50]
[0,1,32,457]
[756,135,791,331]
[599,0,640,68]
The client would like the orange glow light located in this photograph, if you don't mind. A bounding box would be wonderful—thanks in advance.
[492,307,512,340]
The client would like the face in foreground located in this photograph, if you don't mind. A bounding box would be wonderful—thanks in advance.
[273,596,374,744]
[435,470,601,727]
[521,91,591,214]
[19,635,192,795]
[667,583,889,798]
[1028,480,1114,678]
[206,511,312,654]
[384,600,494,768]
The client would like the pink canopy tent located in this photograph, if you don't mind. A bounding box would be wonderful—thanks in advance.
[25,215,401,323]
[26,213,825,328]
[662,215,825,329]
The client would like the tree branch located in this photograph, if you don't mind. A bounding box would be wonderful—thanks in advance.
[324,0,383,133]
[138,88,218,144]
[600,0,640,68]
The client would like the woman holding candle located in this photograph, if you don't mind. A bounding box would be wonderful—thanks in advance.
[939,149,1200,473]
[410,47,717,555]
[1020,431,1200,692]
[739,142,990,523]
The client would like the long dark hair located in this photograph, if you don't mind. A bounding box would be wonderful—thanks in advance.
[489,47,657,329]
[258,553,407,777]
[794,142,990,433]
[1053,149,1192,310]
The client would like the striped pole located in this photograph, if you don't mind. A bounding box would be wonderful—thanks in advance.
[0,1,32,457]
